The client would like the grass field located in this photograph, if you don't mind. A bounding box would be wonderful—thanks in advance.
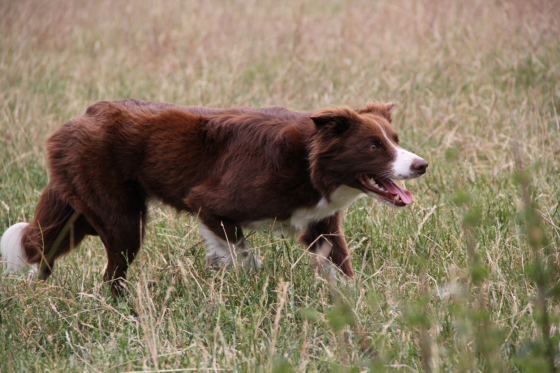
[1,0,559,371]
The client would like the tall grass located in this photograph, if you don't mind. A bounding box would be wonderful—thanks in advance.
[1,0,559,371]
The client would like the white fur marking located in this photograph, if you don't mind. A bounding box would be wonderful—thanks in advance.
[199,223,233,267]
[1,222,31,274]
[289,185,364,231]
[245,186,363,234]
[312,240,345,284]
[28,263,40,280]
[314,240,333,268]
[199,223,261,270]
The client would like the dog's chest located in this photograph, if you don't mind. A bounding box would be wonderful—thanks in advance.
[245,185,364,234]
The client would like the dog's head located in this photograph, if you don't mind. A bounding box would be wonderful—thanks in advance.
[309,102,428,207]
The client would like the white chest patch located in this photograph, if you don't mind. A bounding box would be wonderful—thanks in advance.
[289,185,364,231]
[243,186,364,235]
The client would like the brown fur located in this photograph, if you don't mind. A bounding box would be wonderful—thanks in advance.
[21,99,402,294]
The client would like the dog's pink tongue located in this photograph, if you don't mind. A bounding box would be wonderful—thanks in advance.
[377,179,413,205]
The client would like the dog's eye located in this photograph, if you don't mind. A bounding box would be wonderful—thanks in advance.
[370,143,379,150]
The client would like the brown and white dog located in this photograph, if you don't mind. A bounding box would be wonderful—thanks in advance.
[1,99,427,294]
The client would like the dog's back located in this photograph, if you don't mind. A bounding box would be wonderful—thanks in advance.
[90,99,304,120]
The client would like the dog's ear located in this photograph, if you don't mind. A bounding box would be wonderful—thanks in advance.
[310,107,358,135]
[356,102,395,122]
[385,102,395,112]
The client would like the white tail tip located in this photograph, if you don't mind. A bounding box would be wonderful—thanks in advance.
[1,222,31,273]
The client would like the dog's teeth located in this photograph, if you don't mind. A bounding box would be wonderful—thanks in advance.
[395,195,401,201]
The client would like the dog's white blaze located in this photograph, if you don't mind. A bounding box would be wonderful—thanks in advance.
[392,148,425,179]
[199,223,262,270]
[372,118,426,180]
[1,222,31,274]
[289,185,364,231]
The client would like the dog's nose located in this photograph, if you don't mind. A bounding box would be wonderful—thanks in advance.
[411,159,428,175]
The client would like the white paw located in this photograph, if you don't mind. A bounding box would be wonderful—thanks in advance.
[239,251,262,271]
[27,263,39,280]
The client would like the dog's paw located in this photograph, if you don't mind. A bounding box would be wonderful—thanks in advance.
[239,250,262,271]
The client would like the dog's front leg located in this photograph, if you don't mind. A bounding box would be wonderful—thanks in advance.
[196,215,261,271]
[299,211,354,282]
[187,185,262,271]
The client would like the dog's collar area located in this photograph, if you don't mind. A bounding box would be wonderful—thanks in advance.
[358,174,412,206]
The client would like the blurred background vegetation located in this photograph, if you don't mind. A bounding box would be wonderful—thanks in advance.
[0,0,559,371]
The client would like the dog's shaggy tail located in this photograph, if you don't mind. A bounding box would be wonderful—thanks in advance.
[1,222,32,275]
[1,184,95,279]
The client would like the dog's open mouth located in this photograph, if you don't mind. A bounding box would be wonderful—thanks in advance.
[358,174,412,206]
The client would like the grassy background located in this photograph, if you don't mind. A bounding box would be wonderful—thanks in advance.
[1,0,559,371]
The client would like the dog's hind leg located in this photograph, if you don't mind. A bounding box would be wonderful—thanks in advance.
[299,211,354,282]
[85,183,147,296]
[1,183,96,279]
[100,216,144,296]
